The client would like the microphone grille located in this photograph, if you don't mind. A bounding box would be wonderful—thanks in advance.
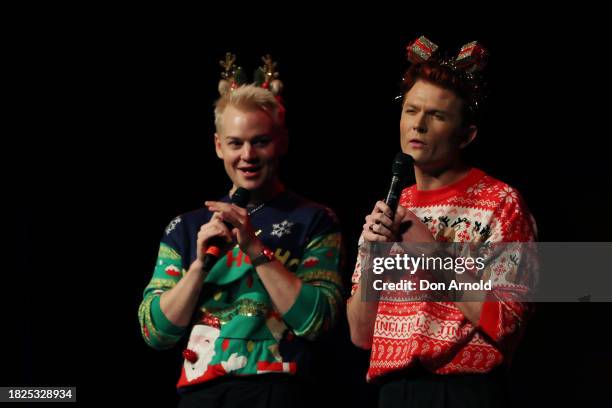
[392,152,413,176]
[231,188,251,208]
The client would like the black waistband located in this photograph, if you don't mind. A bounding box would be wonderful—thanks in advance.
[178,373,299,395]
[377,362,507,385]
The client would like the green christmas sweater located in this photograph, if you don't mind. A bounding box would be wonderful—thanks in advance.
[138,191,343,390]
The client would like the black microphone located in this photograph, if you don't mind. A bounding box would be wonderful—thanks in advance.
[385,152,413,214]
[202,187,251,272]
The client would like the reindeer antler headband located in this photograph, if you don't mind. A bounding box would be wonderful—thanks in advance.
[218,52,284,97]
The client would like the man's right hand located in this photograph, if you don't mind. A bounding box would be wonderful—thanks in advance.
[362,200,435,244]
[161,212,231,327]
[195,212,233,264]
[362,201,407,242]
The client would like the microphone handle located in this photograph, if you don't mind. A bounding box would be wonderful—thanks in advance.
[385,175,403,212]
[202,187,251,272]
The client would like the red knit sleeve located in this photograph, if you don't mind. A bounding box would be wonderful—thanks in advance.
[478,189,537,347]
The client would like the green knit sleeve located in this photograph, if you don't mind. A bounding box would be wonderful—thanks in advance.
[138,242,188,350]
[282,231,343,340]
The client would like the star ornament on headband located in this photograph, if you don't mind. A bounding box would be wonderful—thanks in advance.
[218,52,284,97]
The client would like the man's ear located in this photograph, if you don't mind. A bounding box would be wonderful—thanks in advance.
[214,133,224,159]
[460,125,478,149]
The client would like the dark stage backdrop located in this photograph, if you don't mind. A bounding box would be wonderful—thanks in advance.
[11,13,612,407]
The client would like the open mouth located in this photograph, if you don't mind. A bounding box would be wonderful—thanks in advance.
[238,166,262,177]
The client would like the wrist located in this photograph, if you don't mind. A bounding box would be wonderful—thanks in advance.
[246,239,265,260]
[249,244,276,268]
[190,259,206,275]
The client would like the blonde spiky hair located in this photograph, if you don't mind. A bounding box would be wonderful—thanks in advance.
[214,84,285,133]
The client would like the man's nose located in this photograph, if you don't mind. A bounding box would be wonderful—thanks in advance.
[413,113,427,133]
[240,143,257,161]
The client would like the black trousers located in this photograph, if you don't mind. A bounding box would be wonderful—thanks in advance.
[378,366,507,408]
[177,374,310,408]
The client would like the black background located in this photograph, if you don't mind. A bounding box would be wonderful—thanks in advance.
[9,7,612,407]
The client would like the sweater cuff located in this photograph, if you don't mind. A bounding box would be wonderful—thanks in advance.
[151,295,187,336]
[282,283,320,332]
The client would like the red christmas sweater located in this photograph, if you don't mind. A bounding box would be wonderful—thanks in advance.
[350,168,537,381]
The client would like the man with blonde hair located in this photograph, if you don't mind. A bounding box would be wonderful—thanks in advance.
[139,71,343,407]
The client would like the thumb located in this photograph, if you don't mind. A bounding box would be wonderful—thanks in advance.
[395,205,407,221]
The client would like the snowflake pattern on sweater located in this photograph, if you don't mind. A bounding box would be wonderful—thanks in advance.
[138,191,343,390]
[350,168,537,381]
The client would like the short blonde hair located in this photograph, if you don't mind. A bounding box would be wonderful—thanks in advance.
[214,84,285,133]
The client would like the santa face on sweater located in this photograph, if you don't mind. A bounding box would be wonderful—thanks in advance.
[400,80,476,172]
[184,324,220,381]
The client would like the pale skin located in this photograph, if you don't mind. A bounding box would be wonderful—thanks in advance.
[160,105,301,328]
[347,80,484,349]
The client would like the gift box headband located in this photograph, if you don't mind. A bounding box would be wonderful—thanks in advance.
[403,36,489,114]
[406,36,489,75]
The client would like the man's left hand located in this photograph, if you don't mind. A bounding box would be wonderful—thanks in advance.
[205,201,262,258]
